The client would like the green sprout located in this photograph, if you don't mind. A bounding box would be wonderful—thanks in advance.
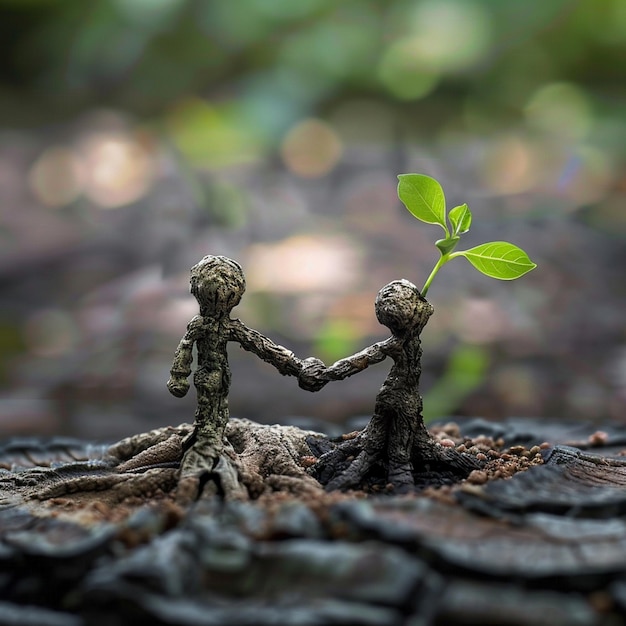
[397,173,537,297]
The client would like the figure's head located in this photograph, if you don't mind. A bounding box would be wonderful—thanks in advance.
[190,255,246,316]
[375,279,433,337]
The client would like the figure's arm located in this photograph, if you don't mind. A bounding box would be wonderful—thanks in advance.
[229,318,303,377]
[167,315,203,397]
[298,336,401,392]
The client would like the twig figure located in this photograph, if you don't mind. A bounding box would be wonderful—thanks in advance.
[299,279,479,491]
[167,255,303,494]
[168,257,478,496]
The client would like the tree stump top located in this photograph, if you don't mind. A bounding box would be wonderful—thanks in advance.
[1,417,626,625]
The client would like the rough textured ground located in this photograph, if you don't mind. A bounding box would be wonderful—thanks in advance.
[2,417,626,625]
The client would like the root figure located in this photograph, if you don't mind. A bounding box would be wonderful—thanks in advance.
[299,279,481,491]
[167,255,304,499]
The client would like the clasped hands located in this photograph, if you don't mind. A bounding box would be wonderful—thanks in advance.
[297,357,330,392]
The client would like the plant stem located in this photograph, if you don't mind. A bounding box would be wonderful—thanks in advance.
[421,253,449,297]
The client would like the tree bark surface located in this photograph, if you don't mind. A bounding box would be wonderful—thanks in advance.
[1,417,626,625]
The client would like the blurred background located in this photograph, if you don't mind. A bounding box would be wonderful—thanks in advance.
[0,0,625,441]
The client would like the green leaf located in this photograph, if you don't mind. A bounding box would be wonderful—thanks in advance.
[449,203,472,235]
[435,236,460,255]
[397,174,447,232]
[453,242,537,280]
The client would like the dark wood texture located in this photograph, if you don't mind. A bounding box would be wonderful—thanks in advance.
[1,418,626,624]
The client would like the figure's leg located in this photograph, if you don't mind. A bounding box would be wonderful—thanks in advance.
[314,412,387,491]
[386,409,416,489]
[177,369,245,501]
[330,400,421,491]
[180,368,227,478]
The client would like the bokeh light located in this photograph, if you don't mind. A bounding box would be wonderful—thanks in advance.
[167,98,264,168]
[379,0,491,100]
[78,132,156,208]
[377,39,439,101]
[481,135,538,195]
[524,82,593,142]
[245,235,360,294]
[28,147,84,208]
[403,0,492,73]
[280,119,343,178]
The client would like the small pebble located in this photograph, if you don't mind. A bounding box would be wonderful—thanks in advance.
[341,431,360,441]
[508,446,526,456]
[589,430,609,446]
[439,438,456,448]
[467,470,488,484]
[442,422,461,437]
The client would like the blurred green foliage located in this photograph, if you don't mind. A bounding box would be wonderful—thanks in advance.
[0,323,25,384]
[2,0,625,234]
[313,317,361,365]
[1,0,624,139]
[423,344,490,422]
[1,0,625,428]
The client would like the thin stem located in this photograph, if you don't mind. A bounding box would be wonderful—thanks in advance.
[421,253,449,297]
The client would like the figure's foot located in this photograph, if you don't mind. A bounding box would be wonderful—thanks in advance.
[115,435,183,472]
[105,419,322,504]
[311,438,381,492]
[324,450,374,491]
[176,444,212,504]
[176,441,248,503]
[387,461,415,492]
[179,442,216,478]
[309,433,483,492]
